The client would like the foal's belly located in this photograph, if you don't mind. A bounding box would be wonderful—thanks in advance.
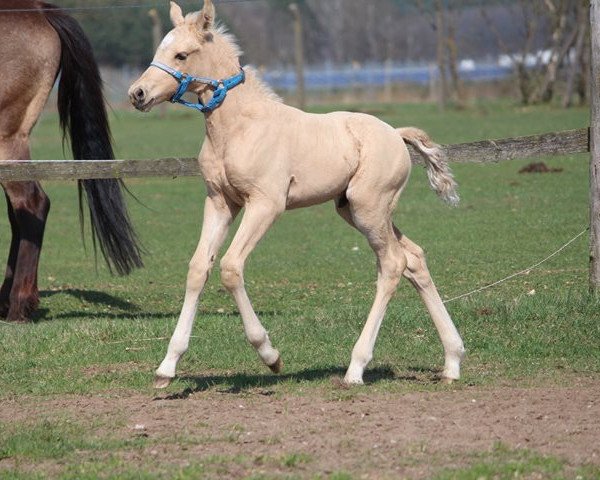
[285,155,355,209]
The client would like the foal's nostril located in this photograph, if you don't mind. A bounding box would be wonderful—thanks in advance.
[134,88,146,101]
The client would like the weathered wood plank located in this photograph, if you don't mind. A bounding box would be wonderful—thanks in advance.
[0,128,590,182]
[589,0,600,291]
[440,128,589,164]
[0,158,200,181]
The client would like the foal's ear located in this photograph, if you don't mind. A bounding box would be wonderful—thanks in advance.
[170,1,185,27]
[198,0,215,31]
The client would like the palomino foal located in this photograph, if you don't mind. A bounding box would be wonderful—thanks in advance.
[129,0,465,387]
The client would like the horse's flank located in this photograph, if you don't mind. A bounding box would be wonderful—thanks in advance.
[0,0,143,322]
[0,1,60,160]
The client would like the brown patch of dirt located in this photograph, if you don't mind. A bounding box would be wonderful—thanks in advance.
[2,380,599,478]
[80,362,145,378]
[518,161,564,174]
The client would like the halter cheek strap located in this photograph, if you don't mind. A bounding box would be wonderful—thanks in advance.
[150,61,245,113]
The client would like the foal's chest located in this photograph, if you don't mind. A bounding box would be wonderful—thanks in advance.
[198,142,250,205]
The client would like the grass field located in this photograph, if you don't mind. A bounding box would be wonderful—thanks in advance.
[1,100,599,479]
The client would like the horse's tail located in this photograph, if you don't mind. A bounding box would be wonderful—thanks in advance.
[43,5,144,275]
[397,127,459,206]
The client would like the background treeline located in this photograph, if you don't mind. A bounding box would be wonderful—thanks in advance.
[58,0,547,67]
[55,0,588,106]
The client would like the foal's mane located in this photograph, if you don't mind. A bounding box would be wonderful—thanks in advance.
[212,22,282,103]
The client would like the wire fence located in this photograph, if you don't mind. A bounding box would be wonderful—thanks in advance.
[0,0,255,13]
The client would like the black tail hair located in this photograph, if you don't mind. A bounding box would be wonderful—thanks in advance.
[43,4,143,275]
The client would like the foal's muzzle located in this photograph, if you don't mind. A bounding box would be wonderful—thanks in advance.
[128,85,155,112]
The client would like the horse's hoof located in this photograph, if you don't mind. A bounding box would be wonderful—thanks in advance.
[343,375,364,386]
[441,377,456,385]
[153,375,173,389]
[5,312,30,323]
[268,356,283,374]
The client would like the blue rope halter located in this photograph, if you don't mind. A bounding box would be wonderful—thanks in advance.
[150,61,245,113]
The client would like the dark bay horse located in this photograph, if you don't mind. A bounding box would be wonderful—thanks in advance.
[0,0,143,322]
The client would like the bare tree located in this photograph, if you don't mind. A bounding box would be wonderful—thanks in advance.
[445,4,465,107]
[481,0,543,105]
[562,0,589,107]
[532,0,579,103]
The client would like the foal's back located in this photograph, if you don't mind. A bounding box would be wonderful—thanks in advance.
[243,101,412,210]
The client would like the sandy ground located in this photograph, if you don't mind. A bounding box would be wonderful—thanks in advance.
[1,378,599,478]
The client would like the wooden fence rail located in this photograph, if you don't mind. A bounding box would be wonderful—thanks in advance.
[0,128,590,182]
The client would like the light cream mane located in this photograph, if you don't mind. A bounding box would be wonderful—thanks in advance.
[209,22,282,103]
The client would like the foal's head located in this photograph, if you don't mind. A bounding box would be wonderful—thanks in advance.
[129,0,238,112]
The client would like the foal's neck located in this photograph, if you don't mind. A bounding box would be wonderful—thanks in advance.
[198,30,278,134]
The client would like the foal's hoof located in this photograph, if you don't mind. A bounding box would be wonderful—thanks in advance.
[343,376,364,386]
[268,356,283,374]
[153,375,173,389]
[440,376,457,385]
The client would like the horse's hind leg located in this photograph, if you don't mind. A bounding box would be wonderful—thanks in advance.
[0,181,50,322]
[395,229,465,381]
[336,197,407,384]
[336,196,464,383]
[0,191,20,317]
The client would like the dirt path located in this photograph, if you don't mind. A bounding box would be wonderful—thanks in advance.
[2,380,599,478]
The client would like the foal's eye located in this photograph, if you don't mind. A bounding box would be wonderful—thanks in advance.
[175,52,188,61]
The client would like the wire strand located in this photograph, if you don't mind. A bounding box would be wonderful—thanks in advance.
[442,226,589,304]
[0,0,255,13]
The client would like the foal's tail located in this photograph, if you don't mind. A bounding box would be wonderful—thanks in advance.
[43,5,144,275]
[397,127,459,206]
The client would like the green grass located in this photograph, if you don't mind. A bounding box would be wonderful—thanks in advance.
[434,443,600,480]
[2,101,598,395]
[2,99,595,397]
[0,415,316,479]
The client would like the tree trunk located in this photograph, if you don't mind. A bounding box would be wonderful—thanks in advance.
[435,0,448,111]
[446,16,464,107]
[563,3,588,108]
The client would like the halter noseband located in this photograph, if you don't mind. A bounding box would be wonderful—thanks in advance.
[150,61,245,113]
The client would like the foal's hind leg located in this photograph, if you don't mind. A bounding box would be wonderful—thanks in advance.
[0,181,50,322]
[336,199,407,384]
[395,229,465,381]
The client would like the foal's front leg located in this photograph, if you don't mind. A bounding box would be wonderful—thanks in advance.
[219,199,284,372]
[154,194,239,388]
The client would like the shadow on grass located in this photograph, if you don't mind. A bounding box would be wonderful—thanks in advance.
[34,289,280,323]
[41,288,139,311]
[158,365,408,399]
[38,311,179,321]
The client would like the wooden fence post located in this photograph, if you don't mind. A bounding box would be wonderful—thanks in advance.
[148,8,166,118]
[590,0,600,291]
[289,3,306,111]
